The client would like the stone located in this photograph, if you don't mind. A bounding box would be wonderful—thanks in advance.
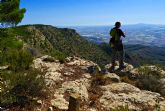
[61,79,89,101]
[68,93,80,111]
[0,65,9,70]
[47,107,53,111]
[36,100,42,105]
[51,97,68,110]
[32,56,64,86]
[66,56,101,72]
[103,73,120,83]
[100,82,164,110]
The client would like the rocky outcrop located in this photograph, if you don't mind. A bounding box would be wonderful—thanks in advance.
[131,65,165,77]
[32,55,64,86]
[100,83,163,110]
[31,56,165,111]
[103,73,121,83]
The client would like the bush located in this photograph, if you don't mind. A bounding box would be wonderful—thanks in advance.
[50,50,66,63]
[1,49,33,71]
[0,68,48,107]
[0,29,23,50]
[136,66,163,93]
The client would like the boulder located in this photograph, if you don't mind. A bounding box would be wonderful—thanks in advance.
[32,55,64,86]
[103,73,121,83]
[100,82,164,110]
[51,94,69,110]
[66,56,101,73]
[61,79,89,101]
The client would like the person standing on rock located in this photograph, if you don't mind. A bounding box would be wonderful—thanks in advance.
[109,22,126,72]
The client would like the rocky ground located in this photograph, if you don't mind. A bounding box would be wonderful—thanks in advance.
[29,55,165,111]
[1,55,165,111]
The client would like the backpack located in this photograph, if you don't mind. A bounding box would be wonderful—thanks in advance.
[109,29,116,47]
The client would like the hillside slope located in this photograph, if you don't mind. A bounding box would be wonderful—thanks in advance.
[100,43,165,67]
[1,24,164,68]
[7,25,111,67]
[125,45,165,65]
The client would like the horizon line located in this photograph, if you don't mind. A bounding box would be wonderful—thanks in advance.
[19,23,165,28]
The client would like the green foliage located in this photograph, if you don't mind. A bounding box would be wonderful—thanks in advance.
[155,99,161,111]
[0,28,33,71]
[33,25,111,66]
[113,105,129,111]
[0,49,33,72]
[0,69,48,106]
[50,49,67,63]
[0,28,23,50]
[136,65,163,93]
[4,25,110,66]
[0,0,26,27]
[6,49,33,71]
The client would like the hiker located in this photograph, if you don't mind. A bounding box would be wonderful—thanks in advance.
[109,22,126,72]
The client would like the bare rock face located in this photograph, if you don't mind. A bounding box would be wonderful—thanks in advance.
[32,55,64,86]
[31,55,165,111]
[57,78,90,101]
[103,73,121,83]
[50,78,90,110]
[66,56,101,74]
[51,94,69,110]
[100,82,164,110]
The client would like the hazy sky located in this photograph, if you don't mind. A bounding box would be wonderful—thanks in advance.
[20,0,165,26]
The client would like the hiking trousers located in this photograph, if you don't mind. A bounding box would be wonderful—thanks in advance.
[111,42,125,67]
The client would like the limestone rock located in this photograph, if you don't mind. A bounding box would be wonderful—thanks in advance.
[61,79,89,101]
[32,55,64,86]
[0,65,9,70]
[68,93,80,111]
[51,95,69,110]
[100,82,164,110]
[103,73,121,83]
[101,83,140,93]
[66,56,101,73]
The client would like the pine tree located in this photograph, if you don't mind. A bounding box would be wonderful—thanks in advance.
[0,0,26,27]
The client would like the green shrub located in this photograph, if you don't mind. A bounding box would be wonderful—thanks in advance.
[0,29,23,50]
[50,50,66,63]
[2,49,33,71]
[136,66,163,93]
[0,68,48,106]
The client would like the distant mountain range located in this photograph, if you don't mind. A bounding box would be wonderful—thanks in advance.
[71,24,165,47]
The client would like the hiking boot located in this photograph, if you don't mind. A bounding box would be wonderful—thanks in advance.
[118,65,126,71]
